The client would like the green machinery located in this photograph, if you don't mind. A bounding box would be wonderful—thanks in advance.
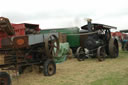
[40,27,80,52]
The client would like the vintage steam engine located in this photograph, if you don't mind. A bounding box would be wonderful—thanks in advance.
[76,19,119,61]
[83,19,111,50]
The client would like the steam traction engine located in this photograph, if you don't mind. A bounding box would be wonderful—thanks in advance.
[76,19,119,61]
[0,17,59,85]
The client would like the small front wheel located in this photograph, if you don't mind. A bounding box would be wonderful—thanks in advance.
[97,46,106,61]
[43,59,56,76]
[76,47,87,61]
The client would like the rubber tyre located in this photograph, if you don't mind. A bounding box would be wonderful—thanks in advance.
[0,72,11,85]
[43,59,56,76]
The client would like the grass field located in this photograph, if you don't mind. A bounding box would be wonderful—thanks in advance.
[12,50,128,85]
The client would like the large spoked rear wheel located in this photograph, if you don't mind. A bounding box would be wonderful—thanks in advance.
[43,59,56,76]
[97,46,106,61]
[109,38,119,58]
[45,35,59,58]
[0,72,11,85]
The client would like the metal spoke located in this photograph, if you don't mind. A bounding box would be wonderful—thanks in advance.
[45,34,59,58]
[49,47,53,53]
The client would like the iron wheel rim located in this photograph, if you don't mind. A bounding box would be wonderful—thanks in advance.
[97,46,105,61]
[77,47,86,61]
[45,35,59,58]
[48,63,55,75]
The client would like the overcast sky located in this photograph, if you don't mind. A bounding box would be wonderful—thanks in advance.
[0,0,128,31]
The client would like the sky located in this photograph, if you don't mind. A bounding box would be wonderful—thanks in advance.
[0,0,128,31]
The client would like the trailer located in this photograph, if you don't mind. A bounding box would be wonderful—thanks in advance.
[0,17,60,85]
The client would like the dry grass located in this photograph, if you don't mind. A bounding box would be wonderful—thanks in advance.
[10,51,128,85]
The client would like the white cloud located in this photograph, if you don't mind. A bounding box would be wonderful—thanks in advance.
[0,0,128,30]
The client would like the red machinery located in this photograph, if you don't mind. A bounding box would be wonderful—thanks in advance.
[111,31,128,50]
[0,17,59,85]
[0,23,26,48]
[111,32,128,41]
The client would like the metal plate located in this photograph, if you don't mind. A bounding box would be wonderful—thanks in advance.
[13,36,28,48]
